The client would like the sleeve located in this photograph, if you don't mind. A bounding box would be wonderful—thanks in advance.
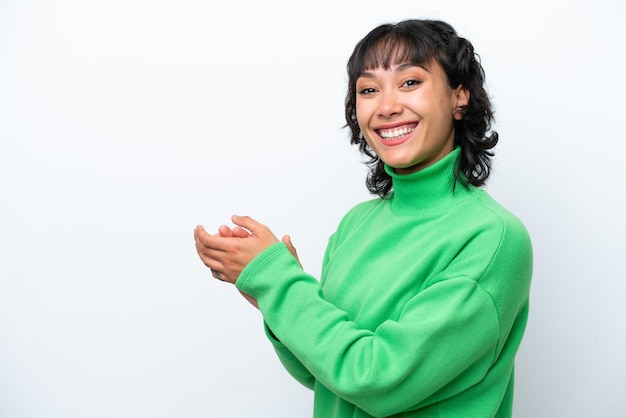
[262,322,315,390]
[235,243,506,417]
[255,233,339,391]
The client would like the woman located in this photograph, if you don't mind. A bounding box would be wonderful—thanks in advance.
[195,19,533,418]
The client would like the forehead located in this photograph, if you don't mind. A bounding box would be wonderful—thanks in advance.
[357,62,431,79]
[356,34,436,72]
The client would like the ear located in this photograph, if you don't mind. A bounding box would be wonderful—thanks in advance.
[453,86,470,120]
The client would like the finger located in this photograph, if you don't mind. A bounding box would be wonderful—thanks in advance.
[231,215,266,237]
[194,225,230,252]
[232,226,252,238]
[194,225,213,249]
[195,238,233,265]
[281,234,292,248]
[281,234,302,267]
[194,225,216,243]
[194,224,207,241]
[195,241,225,269]
[194,230,232,265]
[218,225,235,237]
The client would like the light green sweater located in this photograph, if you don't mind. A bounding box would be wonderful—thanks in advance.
[236,148,533,417]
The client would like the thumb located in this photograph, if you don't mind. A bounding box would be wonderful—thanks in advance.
[281,235,301,267]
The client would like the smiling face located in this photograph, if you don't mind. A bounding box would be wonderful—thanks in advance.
[355,60,468,174]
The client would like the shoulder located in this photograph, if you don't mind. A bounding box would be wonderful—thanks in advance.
[440,190,532,280]
[473,191,532,249]
[446,189,531,248]
[457,190,533,285]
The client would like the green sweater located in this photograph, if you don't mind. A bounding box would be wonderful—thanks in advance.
[236,148,533,417]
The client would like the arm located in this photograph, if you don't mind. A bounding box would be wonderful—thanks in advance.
[197,215,531,415]
[264,323,316,390]
[236,243,501,416]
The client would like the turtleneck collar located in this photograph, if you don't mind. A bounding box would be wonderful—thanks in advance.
[383,148,478,216]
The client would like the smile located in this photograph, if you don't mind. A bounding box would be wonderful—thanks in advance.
[377,124,417,141]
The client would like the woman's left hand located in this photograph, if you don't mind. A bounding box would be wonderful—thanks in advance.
[194,215,279,284]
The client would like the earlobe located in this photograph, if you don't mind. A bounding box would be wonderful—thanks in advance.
[453,86,470,120]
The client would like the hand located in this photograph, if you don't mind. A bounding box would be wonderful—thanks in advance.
[213,224,259,309]
[195,219,302,309]
[194,215,279,285]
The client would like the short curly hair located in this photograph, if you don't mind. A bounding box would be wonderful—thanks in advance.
[345,19,498,197]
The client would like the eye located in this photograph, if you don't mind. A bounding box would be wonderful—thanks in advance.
[403,78,422,88]
[358,87,377,95]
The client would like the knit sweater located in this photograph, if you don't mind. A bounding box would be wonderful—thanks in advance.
[236,148,533,417]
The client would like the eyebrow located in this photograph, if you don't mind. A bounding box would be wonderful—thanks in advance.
[358,63,430,78]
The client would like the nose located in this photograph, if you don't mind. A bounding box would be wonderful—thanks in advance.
[378,91,402,118]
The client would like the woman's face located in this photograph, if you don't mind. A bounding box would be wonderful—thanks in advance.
[355,59,468,174]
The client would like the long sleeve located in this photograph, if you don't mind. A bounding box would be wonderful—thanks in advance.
[236,214,531,417]
[257,235,341,392]
[235,149,533,417]
[263,322,315,390]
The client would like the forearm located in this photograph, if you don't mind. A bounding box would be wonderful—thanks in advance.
[264,323,315,390]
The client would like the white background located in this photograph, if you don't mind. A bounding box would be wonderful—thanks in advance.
[1,0,624,417]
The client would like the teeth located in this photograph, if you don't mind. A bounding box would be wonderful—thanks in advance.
[379,126,414,140]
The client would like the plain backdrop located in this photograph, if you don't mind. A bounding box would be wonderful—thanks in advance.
[1,0,624,417]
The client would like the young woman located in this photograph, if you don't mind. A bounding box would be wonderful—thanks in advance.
[194,19,533,418]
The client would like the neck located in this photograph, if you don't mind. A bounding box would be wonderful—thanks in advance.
[383,148,476,215]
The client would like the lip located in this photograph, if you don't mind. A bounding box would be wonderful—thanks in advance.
[375,122,418,146]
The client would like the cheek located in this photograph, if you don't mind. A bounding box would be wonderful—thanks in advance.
[355,103,364,125]
[355,98,374,125]
[355,112,367,134]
